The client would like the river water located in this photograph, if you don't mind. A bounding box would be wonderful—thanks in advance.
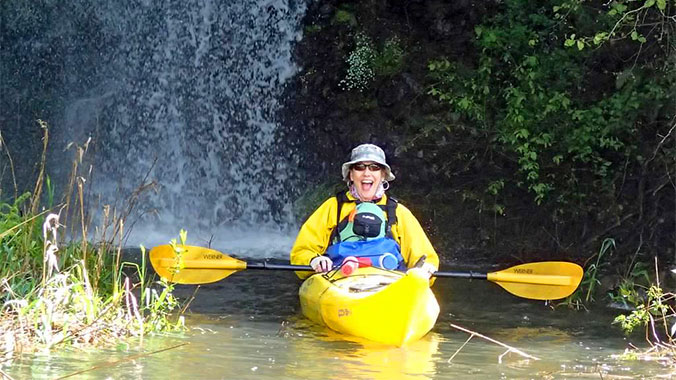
[5,257,674,379]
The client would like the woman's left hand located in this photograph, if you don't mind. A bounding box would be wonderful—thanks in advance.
[407,263,437,279]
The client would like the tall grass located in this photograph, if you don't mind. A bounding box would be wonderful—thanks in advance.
[0,122,183,357]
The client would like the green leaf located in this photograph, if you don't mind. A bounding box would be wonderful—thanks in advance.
[657,0,666,10]
[553,155,563,165]
[576,40,585,50]
[515,128,530,139]
[593,32,608,45]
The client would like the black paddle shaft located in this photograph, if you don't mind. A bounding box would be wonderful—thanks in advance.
[246,263,489,279]
[432,271,488,279]
[246,262,313,271]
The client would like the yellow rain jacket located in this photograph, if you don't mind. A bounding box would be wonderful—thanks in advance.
[290,192,439,279]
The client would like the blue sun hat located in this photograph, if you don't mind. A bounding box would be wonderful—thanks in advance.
[341,144,396,182]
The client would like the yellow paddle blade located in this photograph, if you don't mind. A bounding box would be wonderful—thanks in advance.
[149,244,246,284]
[486,261,583,300]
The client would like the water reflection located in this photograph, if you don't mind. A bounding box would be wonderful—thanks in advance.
[285,320,441,380]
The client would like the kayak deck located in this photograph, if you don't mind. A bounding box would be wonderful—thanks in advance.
[299,267,440,346]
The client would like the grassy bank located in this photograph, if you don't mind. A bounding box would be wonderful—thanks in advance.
[0,124,184,360]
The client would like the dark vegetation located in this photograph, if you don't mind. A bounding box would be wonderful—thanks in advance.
[284,0,676,278]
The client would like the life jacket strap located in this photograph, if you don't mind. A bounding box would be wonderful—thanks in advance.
[330,191,397,244]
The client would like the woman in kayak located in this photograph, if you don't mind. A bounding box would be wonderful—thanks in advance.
[290,143,439,279]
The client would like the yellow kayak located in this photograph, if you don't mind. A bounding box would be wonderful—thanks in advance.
[298,266,439,346]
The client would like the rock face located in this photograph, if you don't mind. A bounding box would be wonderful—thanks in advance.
[284,0,489,162]
[282,1,509,263]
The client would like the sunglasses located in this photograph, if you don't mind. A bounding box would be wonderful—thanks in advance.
[352,163,383,172]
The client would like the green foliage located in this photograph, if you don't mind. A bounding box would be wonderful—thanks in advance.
[340,34,407,92]
[333,9,357,27]
[304,24,322,34]
[426,0,675,209]
[118,244,185,334]
[560,238,615,309]
[613,285,672,335]
[1,219,186,351]
[374,37,405,77]
[293,180,345,221]
[0,193,43,296]
[607,262,651,309]
[557,0,673,53]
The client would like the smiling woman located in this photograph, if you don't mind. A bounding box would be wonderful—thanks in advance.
[342,144,393,202]
[289,143,439,277]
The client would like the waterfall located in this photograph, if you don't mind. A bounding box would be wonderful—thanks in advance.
[1,0,307,254]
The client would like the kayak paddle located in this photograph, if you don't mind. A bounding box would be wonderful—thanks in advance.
[149,244,583,300]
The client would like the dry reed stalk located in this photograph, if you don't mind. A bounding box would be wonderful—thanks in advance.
[0,130,18,200]
[91,207,109,292]
[104,156,157,243]
[78,177,87,265]
[63,155,78,241]
[29,120,48,216]
[114,219,123,292]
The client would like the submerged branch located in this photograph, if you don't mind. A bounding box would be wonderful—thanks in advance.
[449,323,540,362]
[54,342,188,379]
[0,367,15,380]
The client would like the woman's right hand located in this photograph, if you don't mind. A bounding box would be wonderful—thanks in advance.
[310,255,333,273]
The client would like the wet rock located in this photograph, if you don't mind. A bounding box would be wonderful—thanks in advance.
[402,73,423,95]
[377,78,409,107]
[318,3,335,19]
[429,16,454,40]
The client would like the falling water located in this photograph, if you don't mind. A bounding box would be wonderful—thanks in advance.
[1,0,307,252]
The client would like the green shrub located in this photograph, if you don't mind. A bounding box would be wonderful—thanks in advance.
[426,0,674,210]
[333,9,357,26]
[374,37,405,77]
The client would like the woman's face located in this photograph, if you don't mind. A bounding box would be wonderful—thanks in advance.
[349,161,383,201]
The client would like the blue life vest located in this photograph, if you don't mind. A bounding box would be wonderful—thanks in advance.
[325,192,406,271]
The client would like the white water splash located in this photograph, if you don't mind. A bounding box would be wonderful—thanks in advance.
[51,0,308,255]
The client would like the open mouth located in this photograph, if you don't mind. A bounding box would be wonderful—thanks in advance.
[361,180,373,192]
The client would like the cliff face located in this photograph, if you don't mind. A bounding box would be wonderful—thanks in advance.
[283,0,676,268]
[282,0,537,264]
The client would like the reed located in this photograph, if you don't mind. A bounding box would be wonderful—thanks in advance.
[0,122,184,357]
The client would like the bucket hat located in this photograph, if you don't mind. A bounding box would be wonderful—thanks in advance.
[341,144,395,182]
